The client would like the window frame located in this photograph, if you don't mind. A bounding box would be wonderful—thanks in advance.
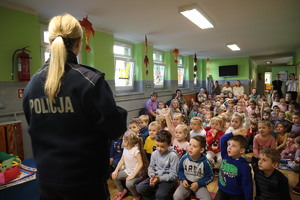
[40,24,50,65]
[114,42,135,91]
[113,42,132,58]
[153,50,165,89]
[153,63,166,89]
[177,56,185,87]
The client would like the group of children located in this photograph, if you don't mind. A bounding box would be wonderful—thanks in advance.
[109,90,300,200]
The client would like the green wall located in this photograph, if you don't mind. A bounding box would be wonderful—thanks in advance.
[82,31,115,80]
[257,65,296,81]
[293,48,300,65]
[271,65,296,81]
[200,57,250,81]
[1,6,299,86]
[0,6,41,81]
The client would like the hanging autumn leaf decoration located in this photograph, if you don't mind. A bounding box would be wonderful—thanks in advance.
[144,35,149,75]
[79,16,95,53]
[173,48,179,64]
[206,58,210,65]
[206,58,210,73]
[193,53,197,78]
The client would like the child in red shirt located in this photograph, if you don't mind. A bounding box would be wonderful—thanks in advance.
[205,116,225,170]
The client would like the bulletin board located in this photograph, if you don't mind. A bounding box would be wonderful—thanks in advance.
[278,71,288,81]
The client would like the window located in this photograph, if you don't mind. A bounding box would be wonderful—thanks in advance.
[153,64,165,88]
[177,56,184,86]
[40,25,50,64]
[114,42,132,58]
[114,42,135,90]
[153,51,165,88]
[40,25,81,64]
[114,58,135,89]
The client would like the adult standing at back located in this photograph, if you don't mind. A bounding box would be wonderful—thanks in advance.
[22,13,127,200]
[233,80,245,98]
[272,74,283,98]
[145,92,159,121]
[212,81,221,96]
[286,73,298,101]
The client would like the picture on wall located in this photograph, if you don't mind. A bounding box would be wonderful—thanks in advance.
[278,71,288,81]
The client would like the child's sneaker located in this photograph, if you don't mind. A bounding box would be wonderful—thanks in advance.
[292,185,300,195]
[114,189,127,200]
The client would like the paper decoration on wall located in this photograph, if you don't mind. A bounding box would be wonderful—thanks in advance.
[79,16,95,53]
[144,35,149,75]
[206,58,210,73]
[193,53,197,78]
[206,58,210,65]
[173,48,179,64]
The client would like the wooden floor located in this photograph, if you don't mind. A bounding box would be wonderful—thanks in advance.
[108,167,299,200]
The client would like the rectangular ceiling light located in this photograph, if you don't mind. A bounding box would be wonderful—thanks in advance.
[227,44,241,51]
[178,4,214,29]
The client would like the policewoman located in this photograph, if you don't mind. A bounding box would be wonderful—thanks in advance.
[23,13,127,200]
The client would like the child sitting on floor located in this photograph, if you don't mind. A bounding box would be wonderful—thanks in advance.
[112,131,148,200]
[275,121,288,151]
[205,116,225,171]
[189,116,206,138]
[215,129,253,200]
[173,135,213,200]
[253,148,291,200]
[281,132,298,160]
[252,121,276,167]
[139,115,150,141]
[225,113,244,134]
[136,130,179,200]
[287,136,300,171]
[144,121,162,161]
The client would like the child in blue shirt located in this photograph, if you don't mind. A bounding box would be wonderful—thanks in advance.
[109,136,123,169]
[215,129,253,200]
[173,135,213,200]
[139,115,150,141]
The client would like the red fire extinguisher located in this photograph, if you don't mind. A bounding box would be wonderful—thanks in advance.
[11,46,31,81]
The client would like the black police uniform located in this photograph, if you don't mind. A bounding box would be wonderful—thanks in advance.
[23,51,127,199]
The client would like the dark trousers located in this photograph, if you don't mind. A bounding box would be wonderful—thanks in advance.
[214,189,244,200]
[39,181,109,200]
[288,91,298,101]
[136,177,176,200]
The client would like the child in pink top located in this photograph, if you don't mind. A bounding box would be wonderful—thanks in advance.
[252,121,276,167]
[281,132,298,160]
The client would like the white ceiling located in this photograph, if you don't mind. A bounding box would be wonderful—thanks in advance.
[2,0,300,65]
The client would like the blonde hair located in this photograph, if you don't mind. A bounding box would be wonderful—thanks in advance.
[176,124,190,141]
[190,116,202,125]
[139,115,150,124]
[231,113,245,124]
[123,130,149,175]
[211,116,223,125]
[173,113,183,121]
[156,115,167,129]
[171,99,180,108]
[149,121,162,131]
[258,120,272,128]
[45,13,83,103]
